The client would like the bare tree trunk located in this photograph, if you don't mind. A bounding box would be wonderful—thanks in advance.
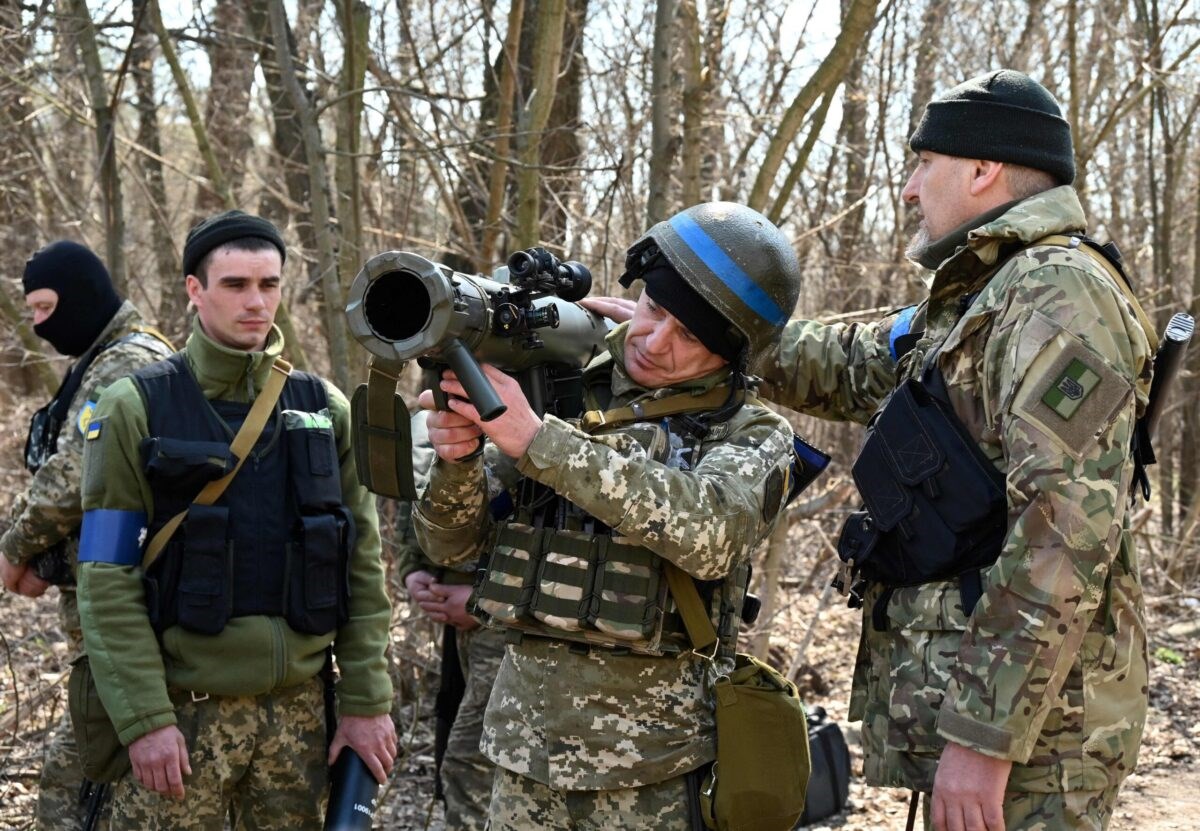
[679,0,703,207]
[193,0,260,216]
[514,0,567,247]
[268,0,350,392]
[750,511,791,659]
[479,0,526,267]
[335,0,369,382]
[62,0,126,292]
[536,0,588,255]
[130,0,179,335]
[0,0,58,395]
[645,0,677,226]
[903,0,949,241]
[747,0,880,212]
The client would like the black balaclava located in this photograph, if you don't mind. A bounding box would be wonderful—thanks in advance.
[23,241,122,357]
[640,258,744,363]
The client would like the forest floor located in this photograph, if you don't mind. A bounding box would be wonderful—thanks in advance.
[1,446,1198,829]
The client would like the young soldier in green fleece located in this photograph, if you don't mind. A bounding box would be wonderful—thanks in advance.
[76,211,395,830]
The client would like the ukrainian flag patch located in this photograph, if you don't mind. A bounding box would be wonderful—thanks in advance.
[77,400,98,436]
[1041,358,1100,420]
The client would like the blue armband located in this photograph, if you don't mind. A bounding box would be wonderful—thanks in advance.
[79,510,148,567]
[889,305,918,360]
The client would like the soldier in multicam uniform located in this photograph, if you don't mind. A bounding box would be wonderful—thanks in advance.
[393,410,505,830]
[754,70,1153,830]
[74,211,396,830]
[1,240,174,830]
[413,202,803,829]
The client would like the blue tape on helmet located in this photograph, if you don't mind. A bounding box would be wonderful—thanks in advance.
[889,305,918,360]
[79,509,148,567]
[669,213,788,327]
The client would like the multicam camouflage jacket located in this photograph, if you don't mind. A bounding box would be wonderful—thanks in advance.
[1,302,172,577]
[757,185,1153,794]
[414,325,795,790]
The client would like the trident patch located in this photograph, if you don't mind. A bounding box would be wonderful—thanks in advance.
[1042,358,1100,420]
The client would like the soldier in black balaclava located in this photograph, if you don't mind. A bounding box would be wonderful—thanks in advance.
[3,239,174,830]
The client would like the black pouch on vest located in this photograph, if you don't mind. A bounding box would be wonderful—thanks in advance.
[286,421,341,511]
[287,511,350,635]
[141,437,235,494]
[798,706,851,826]
[840,375,1006,586]
[176,504,232,635]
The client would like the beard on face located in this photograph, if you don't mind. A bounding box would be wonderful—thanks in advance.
[905,223,932,261]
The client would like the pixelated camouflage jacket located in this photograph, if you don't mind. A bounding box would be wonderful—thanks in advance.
[414,324,795,790]
[760,185,1152,794]
[1,301,172,571]
[77,321,393,745]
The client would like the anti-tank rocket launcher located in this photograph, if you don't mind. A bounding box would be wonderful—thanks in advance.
[344,247,610,500]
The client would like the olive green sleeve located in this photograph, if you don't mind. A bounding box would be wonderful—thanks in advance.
[326,381,394,716]
[77,378,177,745]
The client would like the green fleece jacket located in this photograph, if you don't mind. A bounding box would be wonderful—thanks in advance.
[77,321,393,745]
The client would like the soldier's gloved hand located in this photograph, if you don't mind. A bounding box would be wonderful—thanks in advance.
[426,365,543,459]
[129,724,192,800]
[931,740,1012,831]
[329,713,397,785]
[421,581,480,631]
[419,395,485,463]
[580,296,636,324]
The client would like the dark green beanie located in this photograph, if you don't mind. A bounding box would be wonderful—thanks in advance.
[182,210,287,279]
[909,69,1075,185]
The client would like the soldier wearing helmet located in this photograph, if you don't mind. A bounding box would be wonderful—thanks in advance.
[414,203,806,827]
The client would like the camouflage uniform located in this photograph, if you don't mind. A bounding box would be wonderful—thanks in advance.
[393,411,503,831]
[757,186,1151,824]
[414,326,795,827]
[0,301,172,831]
[76,322,394,830]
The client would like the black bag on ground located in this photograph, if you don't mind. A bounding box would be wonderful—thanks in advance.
[797,706,851,826]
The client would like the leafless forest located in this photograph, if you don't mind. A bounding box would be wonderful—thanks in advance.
[2,0,1200,828]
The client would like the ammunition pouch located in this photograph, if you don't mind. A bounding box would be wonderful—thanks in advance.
[837,369,1006,609]
[471,523,715,657]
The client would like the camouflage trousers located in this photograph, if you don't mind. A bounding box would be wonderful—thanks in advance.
[441,625,505,831]
[109,678,328,830]
[36,589,110,830]
[36,710,110,831]
[487,766,697,830]
[920,783,1123,830]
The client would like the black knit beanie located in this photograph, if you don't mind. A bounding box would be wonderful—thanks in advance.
[182,210,287,279]
[909,69,1075,185]
[23,241,122,357]
[640,261,744,363]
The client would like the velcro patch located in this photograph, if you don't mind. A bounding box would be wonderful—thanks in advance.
[85,415,103,441]
[1014,331,1131,458]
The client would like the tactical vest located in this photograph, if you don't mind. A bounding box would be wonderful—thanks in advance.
[133,353,354,637]
[469,385,753,659]
[25,330,171,474]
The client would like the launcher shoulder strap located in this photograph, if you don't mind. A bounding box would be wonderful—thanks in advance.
[580,386,757,433]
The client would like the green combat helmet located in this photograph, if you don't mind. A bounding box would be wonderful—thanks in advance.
[619,202,801,367]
